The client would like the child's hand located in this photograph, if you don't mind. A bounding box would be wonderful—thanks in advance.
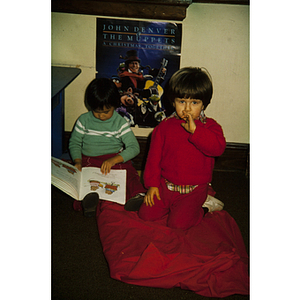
[74,163,82,171]
[100,155,124,175]
[74,159,82,171]
[181,112,196,134]
[144,187,161,207]
[101,158,115,175]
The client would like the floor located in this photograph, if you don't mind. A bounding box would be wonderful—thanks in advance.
[52,170,249,300]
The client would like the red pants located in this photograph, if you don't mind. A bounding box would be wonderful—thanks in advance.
[138,177,208,230]
[73,153,146,211]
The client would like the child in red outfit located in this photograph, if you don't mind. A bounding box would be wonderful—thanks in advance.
[137,67,226,230]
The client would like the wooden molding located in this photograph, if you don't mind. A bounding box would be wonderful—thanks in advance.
[193,0,249,5]
[214,142,249,173]
[52,0,192,21]
[63,131,249,173]
[52,0,249,21]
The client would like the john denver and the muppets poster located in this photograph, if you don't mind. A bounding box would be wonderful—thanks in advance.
[96,18,182,128]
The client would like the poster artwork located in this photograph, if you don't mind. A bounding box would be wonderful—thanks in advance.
[96,18,182,128]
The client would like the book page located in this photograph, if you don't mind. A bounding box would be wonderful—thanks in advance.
[80,167,126,205]
[51,157,81,199]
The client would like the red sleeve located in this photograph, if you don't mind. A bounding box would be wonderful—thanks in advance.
[143,126,164,189]
[188,119,226,157]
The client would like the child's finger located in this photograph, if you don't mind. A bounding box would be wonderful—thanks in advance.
[149,198,154,207]
[75,164,82,171]
[101,162,112,175]
[185,113,192,123]
[150,193,156,206]
[155,190,161,200]
[144,194,150,206]
[148,196,154,207]
[101,164,108,175]
[181,122,189,131]
[145,192,155,206]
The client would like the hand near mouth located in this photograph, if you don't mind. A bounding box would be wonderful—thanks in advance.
[181,111,196,134]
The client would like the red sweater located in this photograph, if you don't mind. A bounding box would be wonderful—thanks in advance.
[143,115,226,188]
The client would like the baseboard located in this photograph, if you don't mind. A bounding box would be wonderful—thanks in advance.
[214,142,249,174]
[64,131,249,174]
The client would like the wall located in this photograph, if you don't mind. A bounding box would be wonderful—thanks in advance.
[182,4,249,143]
[51,3,249,143]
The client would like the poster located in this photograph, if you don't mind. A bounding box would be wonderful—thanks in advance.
[96,18,182,128]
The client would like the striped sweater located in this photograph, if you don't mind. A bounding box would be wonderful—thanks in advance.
[69,111,140,163]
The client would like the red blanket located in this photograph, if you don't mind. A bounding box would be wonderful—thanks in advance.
[96,201,249,298]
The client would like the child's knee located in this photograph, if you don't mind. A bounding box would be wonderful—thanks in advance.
[138,211,157,222]
[167,213,202,231]
[138,205,166,222]
[167,219,191,230]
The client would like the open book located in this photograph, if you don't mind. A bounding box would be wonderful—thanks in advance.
[51,157,126,205]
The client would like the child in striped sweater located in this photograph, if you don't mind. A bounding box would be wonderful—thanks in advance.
[69,78,145,217]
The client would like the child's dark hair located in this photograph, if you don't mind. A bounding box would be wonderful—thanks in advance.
[85,78,120,111]
[168,67,213,109]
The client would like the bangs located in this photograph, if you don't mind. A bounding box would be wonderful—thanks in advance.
[170,72,212,101]
[172,83,204,100]
[94,102,113,111]
[167,67,213,109]
[85,78,120,111]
